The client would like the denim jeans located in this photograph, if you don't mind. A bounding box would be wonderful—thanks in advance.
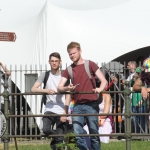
[72,101,101,150]
[131,106,146,133]
[43,111,66,145]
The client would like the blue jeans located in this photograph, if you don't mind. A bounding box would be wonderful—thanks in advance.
[72,101,100,150]
[131,106,146,133]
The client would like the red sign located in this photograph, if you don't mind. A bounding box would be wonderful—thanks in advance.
[0,32,16,42]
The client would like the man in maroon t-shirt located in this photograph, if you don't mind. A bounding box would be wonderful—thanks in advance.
[58,42,107,150]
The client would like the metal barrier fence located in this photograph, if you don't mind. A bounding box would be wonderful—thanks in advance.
[0,64,150,150]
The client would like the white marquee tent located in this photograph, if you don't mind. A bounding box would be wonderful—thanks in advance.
[0,0,150,129]
[1,0,150,67]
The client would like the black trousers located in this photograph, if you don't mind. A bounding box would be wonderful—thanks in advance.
[1,103,4,113]
[43,111,67,145]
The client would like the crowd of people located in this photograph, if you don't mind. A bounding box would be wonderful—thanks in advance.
[0,41,150,150]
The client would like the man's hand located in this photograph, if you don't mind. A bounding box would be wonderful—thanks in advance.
[141,86,148,100]
[67,84,78,91]
[93,88,102,93]
[45,89,56,95]
[122,79,125,85]
[138,99,144,107]
[60,115,67,122]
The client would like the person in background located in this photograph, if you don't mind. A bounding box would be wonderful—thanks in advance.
[133,57,150,135]
[121,61,136,136]
[131,67,146,133]
[0,62,11,113]
[133,57,150,99]
[122,61,136,85]
[84,93,112,144]
[31,52,70,150]
[0,62,11,141]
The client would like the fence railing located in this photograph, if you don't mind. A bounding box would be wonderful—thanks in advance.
[1,80,150,150]
[0,63,150,150]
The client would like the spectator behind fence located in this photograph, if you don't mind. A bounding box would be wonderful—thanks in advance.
[122,61,136,86]
[0,62,11,112]
[121,61,136,110]
[58,41,107,150]
[133,57,150,135]
[133,57,150,99]
[31,52,70,150]
[0,62,11,141]
[105,72,123,133]
[121,61,136,135]
[131,67,146,133]
[84,93,112,143]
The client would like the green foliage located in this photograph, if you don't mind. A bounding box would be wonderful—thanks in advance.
[55,132,79,150]
[64,132,76,144]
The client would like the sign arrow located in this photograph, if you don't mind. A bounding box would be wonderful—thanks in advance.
[0,32,16,42]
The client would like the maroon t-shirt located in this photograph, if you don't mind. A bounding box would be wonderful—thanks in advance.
[62,60,99,103]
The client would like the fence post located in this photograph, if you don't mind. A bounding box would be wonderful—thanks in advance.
[2,80,9,150]
[124,81,131,150]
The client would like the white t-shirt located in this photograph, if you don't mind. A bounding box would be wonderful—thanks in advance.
[126,72,135,82]
[126,72,136,99]
[37,72,65,114]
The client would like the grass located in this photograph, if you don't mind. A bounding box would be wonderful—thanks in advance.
[0,140,150,150]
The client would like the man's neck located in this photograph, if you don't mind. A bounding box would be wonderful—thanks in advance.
[51,69,61,75]
[130,69,135,73]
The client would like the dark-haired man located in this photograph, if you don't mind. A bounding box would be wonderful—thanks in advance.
[31,52,70,150]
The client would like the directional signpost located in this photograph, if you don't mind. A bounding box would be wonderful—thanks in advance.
[0,32,16,42]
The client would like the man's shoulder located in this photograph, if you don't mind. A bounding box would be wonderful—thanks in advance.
[89,60,98,66]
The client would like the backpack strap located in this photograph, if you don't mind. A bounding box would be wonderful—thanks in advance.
[40,70,50,113]
[43,70,50,88]
[67,66,73,83]
[84,60,96,88]
[84,60,102,104]
[84,60,91,78]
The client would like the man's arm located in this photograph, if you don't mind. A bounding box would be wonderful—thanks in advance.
[31,82,55,94]
[60,94,71,122]
[94,69,108,93]
[133,78,142,91]
[133,78,149,100]
[64,94,71,114]
[0,62,11,77]
[101,94,111,118]
[58,77,74,92]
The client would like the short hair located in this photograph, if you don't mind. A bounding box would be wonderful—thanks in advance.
[128,61,136,68]
[49,52,61,60]
[67,42,81,51]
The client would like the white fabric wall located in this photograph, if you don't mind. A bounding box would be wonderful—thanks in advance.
[30,0,150,69]
[1,0,150,67]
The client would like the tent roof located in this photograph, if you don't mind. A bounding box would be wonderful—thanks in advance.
[0,0,150,67]
[49,0,130,10]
